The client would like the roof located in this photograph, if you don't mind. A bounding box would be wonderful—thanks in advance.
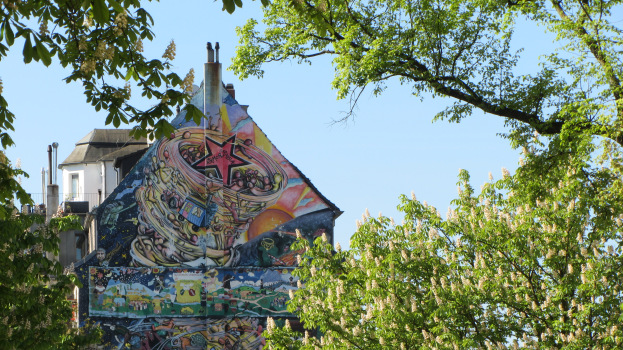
[102,144,149,163]
[59,129,148,167]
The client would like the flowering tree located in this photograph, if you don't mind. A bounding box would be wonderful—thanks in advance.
[266,137,623,349]
[0,0,207,146]
[0,2,206,347]
[0,152,101,348]
[235,0,623,347]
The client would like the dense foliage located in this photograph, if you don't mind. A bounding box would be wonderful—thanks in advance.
[233,0,623,146]
[267,138,623,349]
[0,0,208,144]
[0,152,102,349]
[234,2,623,348]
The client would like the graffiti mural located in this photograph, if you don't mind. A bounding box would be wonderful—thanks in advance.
[75,46,339,349]
[96,317,268,349]
[89,267,299,318]
[130,128,294,267]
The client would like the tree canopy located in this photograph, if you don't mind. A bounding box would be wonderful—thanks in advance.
[232,0,623,147]
[267,138,623,349]
[0,0,210,145]
[0,152,101,348]
[232,0,623,348]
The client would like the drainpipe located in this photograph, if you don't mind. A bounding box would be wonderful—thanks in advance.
[101,161,106,203]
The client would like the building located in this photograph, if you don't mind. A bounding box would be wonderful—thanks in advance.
[73,43,340,349]
[56,129,149,266]
[59,129,149,208]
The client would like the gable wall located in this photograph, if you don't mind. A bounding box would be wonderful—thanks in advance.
[75,80,338,349]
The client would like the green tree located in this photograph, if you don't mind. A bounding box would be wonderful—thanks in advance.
[0,152,102,349]
[267,137,623,349]
[0,1,232,347]
[232,0,623,146]
[234,4,623,347]
[0,0,209,145]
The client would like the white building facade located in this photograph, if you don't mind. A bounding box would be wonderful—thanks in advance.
[58,129,148,259]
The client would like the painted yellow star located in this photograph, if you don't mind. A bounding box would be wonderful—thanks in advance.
[126,218,138,225]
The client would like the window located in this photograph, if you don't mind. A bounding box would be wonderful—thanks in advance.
[71,174,79,199]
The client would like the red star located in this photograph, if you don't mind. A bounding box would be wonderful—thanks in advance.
[192,135,249,186]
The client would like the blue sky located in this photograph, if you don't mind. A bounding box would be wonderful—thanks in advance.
[1,0,540,248]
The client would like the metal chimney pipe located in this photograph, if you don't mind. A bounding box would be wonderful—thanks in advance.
[52,142,58,185]
[41,167,46,205]
[207,42,214,63]
[47,145,52,185]
[215,42,220,63]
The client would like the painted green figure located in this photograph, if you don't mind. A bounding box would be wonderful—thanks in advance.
[258,238,278,267]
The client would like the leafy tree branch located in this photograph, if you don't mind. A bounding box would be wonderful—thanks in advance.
[232,0,623,146]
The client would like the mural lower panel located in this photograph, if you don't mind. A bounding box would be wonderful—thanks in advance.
[89,267,298,318]
[95,316,268,350]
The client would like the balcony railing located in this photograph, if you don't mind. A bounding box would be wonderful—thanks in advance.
[18,193,102,214]
[62,193,101,210]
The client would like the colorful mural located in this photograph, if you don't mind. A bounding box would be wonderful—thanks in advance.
[94,316,313,349]
[89,267,299,318]
[92,115,337,270]
[131,128,294,267]
[96,317,268,349]
[75,49,338,349]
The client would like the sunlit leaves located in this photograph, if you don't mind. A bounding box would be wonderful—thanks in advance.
[233,0,623,146]
[0,0,210,143]
[91,0,110,24]
[267,141,623,349]
[0,154,102,347]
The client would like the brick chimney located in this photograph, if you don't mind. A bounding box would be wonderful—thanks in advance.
[225,83,235,99]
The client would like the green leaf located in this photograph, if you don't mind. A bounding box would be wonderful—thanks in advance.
[4,21,14,46]
[223,0,236,14]
[234,0,243,8]
[35,41,52,66]
[108,0,124,12]
[22,35,33,64]
[92,0,110,25]
[124,66,135,81]
[185,105,204,125]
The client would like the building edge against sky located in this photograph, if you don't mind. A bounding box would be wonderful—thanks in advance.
[4,0,521,254]
[69,43,340,349]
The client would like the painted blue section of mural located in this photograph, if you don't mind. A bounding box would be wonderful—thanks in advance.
[93,316,313,350]
[75,78,338,349]
[95,316,268,349]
